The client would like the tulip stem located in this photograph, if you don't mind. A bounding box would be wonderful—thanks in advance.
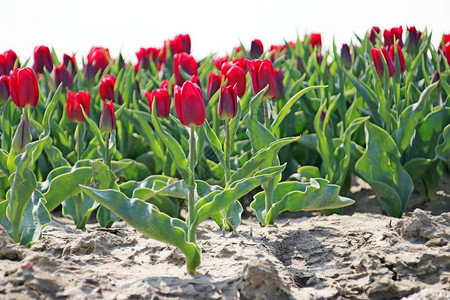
[263,99,270,128]
[23,107,30,125]
[224,120,231,183]
[105,132,111,168]
[76,124,82,161]
[384,76,391,133]
[187,126,196,243]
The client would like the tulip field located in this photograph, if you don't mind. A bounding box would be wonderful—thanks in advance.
[0,27,450,299]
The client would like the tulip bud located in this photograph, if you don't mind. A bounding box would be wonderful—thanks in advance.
[146,88,170,118]
[443,42,450,65]
[222,64,246,98]
[218,85,238,120]
[33,45,53,74]
[383,30,393,48]
[340,44,352,70]
[63,53,77,76]
[0,50,20,76]
[381,46,396,77]
[174,81,205,127]
[213,56,228,70]
[83,62,95,86]
[390,26,404,48]
[274,69,284,98]
[12,118,31,153]
[160,80,172,91]
[250,39,264,59]
[99,101,116,134]
[190,75,201,89]
[369,26,381,45]
[247,59,277,99]
[67,91,90,123]
[99,75,116,102]
[87,47,110,75]
[316,53,324,65]
[9,68,39,108]
[390,44,406,74]
[206,73,221,100]
[0,75,10,103]
[173,53,198,86]
[310,33,322,49]
[406,27,422,53]
[175,34,191,54]
[55,64,74,90]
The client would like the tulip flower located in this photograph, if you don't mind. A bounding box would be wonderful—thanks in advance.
[340,44,352,70]
[173,53,198,86]
[213,56,228,70]
[274,69,284,98]
[145,88,170,118]
[269,45,282,61]
[99,75,116,102]
[444,42,450,65]
[33,45,53,74]
[369,26,381,45]
[66,91,90,123]
[222,64,246,98]
[218,84,238,120]
[383,30,393,48]
[136,47,160,70]
[99,100,116,134]
[0,50,20,75]
[390,44,406,74]
[190,75,201,88]
[0,75,9,103]
[316,53,324,65]
[55,64,74,90]
[63,53,77,76]
[174,80,205,127]
[384,27,403,48]
[371,47,395,78]
[310,33,322,49]
[206,73,221,100]
[250,39,264,59]
[9,67,39,108]
[87,47,110,75]
[247,59,276,99]
[174,34,191,54]
[406,27,422,53]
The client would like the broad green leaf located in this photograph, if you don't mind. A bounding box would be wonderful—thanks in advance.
[436,123,450,165]
[80,186,201,274]
[251,179,354,225]
[202,121,226,169]
[112,159,151,181]
[355,122,414,217]
[392,82,439,154]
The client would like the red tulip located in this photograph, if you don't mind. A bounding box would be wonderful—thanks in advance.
[174,81,205,127]
[33,45,53,74]
[206,73,222,100]
[371,47,395,78]
[340,44,352,69]
[173,53,198,86]
[384,27,403,48]
[9,67,39,108]
[222,64,246,98]
[213,56,228,70]
[250,39,264,59]
[269,45,282,61]
[55,64,74,90]
[310,33,322,49]
[0,50,20,75]
[247,59,276,99]
[0,75,9,103]
[174,34,191,54]
[66,90,90,123]
[230,58,247,72]
[444,42,450,65]
[190,75,201,88]
[63,53,77,76]
[218,84,238,120]
[369,26,381,45]
[145,88,170,118]
[87,47,110,75]
[99,101,116,133]
[406,27,422,53]
[160,80,171,91]
[390,44,406,73]
[136,47,160,70]
[274,69,284,98]
[99,75,116,102]
[83,62,95,85]
[383,30,393,47]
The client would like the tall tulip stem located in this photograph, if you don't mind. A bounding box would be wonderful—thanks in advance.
[224,120,231,183]
[384,76,391,133]
[263,99,270,128]
[105,132,111,168]
[76,123,83,161]
[188,126,197,243]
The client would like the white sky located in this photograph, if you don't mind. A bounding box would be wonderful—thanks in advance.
[1,0,450,62]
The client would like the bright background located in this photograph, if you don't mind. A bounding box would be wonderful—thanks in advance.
[1,0,450,61]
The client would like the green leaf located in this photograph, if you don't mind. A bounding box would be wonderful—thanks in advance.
[271,85,327,134]
[193,164,286,226]
[80,186,202,274]
[112,159,151,181]
[392,82,439,154]
[251,179,354,225]
[203,121,226,169]
[355,122,414,217]
[436,123,450,165]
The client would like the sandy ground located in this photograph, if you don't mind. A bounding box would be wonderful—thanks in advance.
[0,176,449,300]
